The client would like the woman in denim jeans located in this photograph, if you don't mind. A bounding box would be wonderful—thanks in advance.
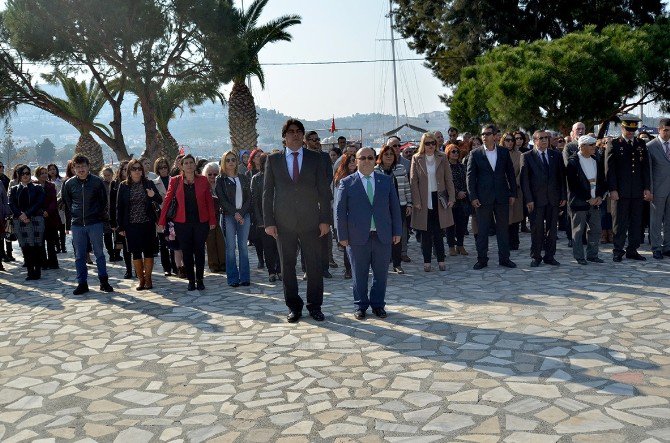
[215,151,252,287]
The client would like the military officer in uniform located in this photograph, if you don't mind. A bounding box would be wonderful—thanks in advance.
[605,115,652,262]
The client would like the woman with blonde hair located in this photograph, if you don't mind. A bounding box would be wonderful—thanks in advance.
[215,151,252,287]
[410,132,455,272]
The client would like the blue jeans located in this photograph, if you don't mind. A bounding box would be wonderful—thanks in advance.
[223,213,251,285]
[71,222,107,284]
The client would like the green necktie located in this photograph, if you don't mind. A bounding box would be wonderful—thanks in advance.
[366,175,375,231]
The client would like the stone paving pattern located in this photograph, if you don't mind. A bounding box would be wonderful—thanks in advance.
[1,231,670,442]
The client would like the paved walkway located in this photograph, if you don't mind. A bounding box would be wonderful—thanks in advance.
[1,232,669,442]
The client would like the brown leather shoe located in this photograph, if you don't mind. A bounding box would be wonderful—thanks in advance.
[449,247,457,256]
[457,246,469,255]
[143,258,154,289]
[133,259,145,290]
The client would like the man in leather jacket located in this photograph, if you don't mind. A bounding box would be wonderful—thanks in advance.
[62,154,114,295]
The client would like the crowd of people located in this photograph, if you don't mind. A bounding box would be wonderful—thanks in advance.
[0,115,668,322]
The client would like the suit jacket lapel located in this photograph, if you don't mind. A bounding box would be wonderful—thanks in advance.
[481,148,494,174]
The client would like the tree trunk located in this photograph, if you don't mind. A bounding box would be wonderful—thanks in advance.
[228,80,258,154]
[159,126,180,165]
[75,133,104,173]
[139,92,162,163]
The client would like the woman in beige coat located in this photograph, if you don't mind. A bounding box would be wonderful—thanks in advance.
[502,132,524,250]
[410,132,456,272]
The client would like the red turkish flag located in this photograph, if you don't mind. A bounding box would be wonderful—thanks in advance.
[330,116,336,133]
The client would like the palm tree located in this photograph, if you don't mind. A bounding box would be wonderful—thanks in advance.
[48,75,108,172]
[216,0,301,153]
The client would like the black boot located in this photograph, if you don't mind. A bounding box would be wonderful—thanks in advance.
[73,282,89,295]
[99,276,114,292]
[123,252,133,278]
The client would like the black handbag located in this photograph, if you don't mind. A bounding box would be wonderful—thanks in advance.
[166,197,177,221]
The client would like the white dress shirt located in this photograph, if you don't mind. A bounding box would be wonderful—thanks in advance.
[484,148,497,170]
[577,152,597,198]
[425,155,437,210]
[229,176,243,209]
[285,147,304,180]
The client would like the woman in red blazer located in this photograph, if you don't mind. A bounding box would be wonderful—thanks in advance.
[158,154,216,291]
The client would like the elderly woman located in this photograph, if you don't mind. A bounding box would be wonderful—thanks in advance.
[35,166,60,270]
[410,132,456,272]
[203,162,226,273]
[375,143,412,273]
[216,151,252,287]
[9,165,45,280]
[502,132,524,250]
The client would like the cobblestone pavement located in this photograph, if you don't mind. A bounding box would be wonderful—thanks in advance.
[1,231,669,442]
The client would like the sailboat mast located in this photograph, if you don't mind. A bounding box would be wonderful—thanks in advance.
[389,0,400,127]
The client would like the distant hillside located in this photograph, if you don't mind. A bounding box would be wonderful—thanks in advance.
[6,85,450,159]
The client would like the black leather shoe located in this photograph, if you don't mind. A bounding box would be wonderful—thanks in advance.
[544,258,560,266]
[343,270,352,279]
[99,277,114,293]
[576,259,588,265]
[401,255,411,263]
[323,270,333,278]
[269,274,277,282]
[309,310,325,321]
[499,259,517,268]
[287,311,302,323]
[123,270,133,279]
[587,257,604,263]
[329,260,339,268]
[626,252,646,261]
[229,282,240,288]
[73,283,89,295]
[372,307,387,318]
[354,309,366,320]
[240,281,250,286]
[187,281,196,291]
[473,260,488,270]
[567,239,574,247]
[663,251,670,257]
[613,254,623,262]
[653,251,664,260]
[530,259,541,267]
[196,280,205,290]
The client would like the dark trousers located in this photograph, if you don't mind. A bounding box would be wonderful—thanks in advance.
[41,227,59,268]
[261,230,280,275]
[104,231,114,257]
[159,233,171,273]
[612,197,644,255]
[447,204,468,247]
[508,222,520,249]
[277,227,323,313]
[343,248,351,273]
[252,225,265,265]
[347,232,391,310]
[173,222,209,282]
[475,202,510,262]
[530,204,559,261]
[300,231,330,272]
[58,224,66,252]
[420,193,445,263]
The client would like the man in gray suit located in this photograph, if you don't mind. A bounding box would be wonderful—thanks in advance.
[647,118,670,259]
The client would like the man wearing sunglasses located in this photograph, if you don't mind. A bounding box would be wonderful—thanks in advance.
[520,130,567,267]
[336,148,402,320]
[466,124,518,269]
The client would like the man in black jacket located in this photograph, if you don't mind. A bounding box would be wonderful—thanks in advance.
[566,135,607,265]
[62,154,113,295]
[466,124,518,270]
[520,130,567,267]
[263,119,332,323]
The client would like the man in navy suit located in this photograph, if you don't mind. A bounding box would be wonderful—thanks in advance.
[466,124,518,270]
[336,148,402,319]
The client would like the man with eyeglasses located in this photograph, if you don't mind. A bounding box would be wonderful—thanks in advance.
[562,122,587,167]
[304,130,335,276]
[466,124,518,269]
[566,135,607,265]
[606,115,652,262]
[520,130,567,267]
[336,148,402,320]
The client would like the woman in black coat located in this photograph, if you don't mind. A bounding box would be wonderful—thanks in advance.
[109,160,132,277]
[9,165,45,280]
[116,159,162,290]
[250,153,280,281]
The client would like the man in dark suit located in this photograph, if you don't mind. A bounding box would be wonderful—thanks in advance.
[566,135,607,265]
[605,116,652,262]
[303,131,335,277]
[336,148,402,320]
[466,124,518,269]
[263,119,332,323]
[520,129,567,267]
